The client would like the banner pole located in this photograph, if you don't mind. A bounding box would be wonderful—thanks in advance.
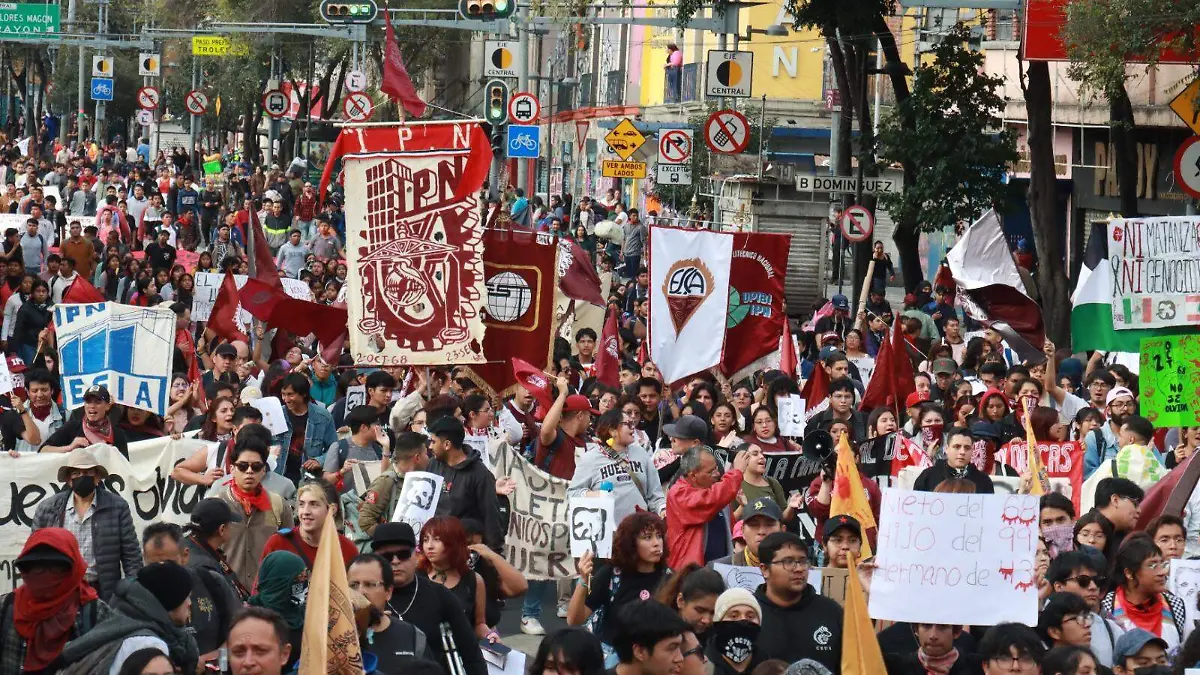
[855,259,876,333]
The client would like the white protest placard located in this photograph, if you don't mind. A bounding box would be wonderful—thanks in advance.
[569,495,616,558]
[1171,559,1200,640]
[484,646,526,675]
[0,356,14,396]
[191,272,313,323]
[870,488,1040,626]
[777,395,806,437]
[344,384,366,410]
[1108,217,1200,329]
[391,470,443,534]
[250,396,289,436]
[346,460,383,496]
[487,438,572,580]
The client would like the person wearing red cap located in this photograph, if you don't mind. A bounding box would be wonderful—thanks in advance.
[534,372,597,481]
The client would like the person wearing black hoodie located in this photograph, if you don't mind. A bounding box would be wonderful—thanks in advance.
[752,532,842,673]
[912,428,995,494]
[426,415,504,550]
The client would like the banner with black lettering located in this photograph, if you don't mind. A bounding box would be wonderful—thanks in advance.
[487,439,571,580]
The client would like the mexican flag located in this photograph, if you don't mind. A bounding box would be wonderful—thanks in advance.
[1070,222,1190,352]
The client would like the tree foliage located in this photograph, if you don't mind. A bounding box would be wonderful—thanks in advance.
[875,25,1017,233]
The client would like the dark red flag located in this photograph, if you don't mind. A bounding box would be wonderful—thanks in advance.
[593,309,620,388]
[779,317,797,381]
[556,237,604,306]
[249,210,283,291]
[208,270,250,344]
[958,283,1047,363]
[801,353,829,417]
[380,3,427,118]
[61,276,106,304]
[860,321,917,414]
[238,278,347,346]
[720,232,791,378]
[511,358,556,412]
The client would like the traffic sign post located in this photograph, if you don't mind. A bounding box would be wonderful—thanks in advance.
[602,160,647,179]
[89,78,113,102]
[507,125,541,159]
[342,92,374,122]
[1174,136,1200,199]
[138,53,161,76]
[508,93,540,125]
[658,129,693,165]
[262,89,288,119]
[185,90,209,116]
[705,51,754,98]
[136,86,160,110]
[605,118,646,161]
[704,109,750,154]
[839,205,875,243]
[136,109,154,127]
[344,70,367,93]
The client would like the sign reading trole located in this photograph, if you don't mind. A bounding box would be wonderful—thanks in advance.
[605,118,646,161]
[705,51,753,98]
[91,55,113,78]
[839,205,874,243]
[184,89,209,116]
[656,163,692,185]
[484,41,519,78]
[136,86,160,110]
[1174,136,1200,200]
[704,109,750,154]
[262,89,288,119]
[342,91,374,122]
[658,129,693,165]
[344,69,367,93]
[138,53,161,77]
[508,92,540,125]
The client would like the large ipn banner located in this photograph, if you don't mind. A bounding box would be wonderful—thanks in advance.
[55,302,175,415]
[1108,217,1200,329]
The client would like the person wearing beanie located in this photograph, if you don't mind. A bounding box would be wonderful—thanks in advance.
[56,561,199,675]
[706,588,763,675]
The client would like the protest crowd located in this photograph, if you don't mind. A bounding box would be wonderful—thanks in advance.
[0,116,1194,675]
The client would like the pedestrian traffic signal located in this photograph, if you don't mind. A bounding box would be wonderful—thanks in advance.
[458,0,514,20]
[485,80,509,125]
[320,0,378,23]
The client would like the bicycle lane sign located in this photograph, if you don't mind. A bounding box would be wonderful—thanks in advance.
[507,124,541,159]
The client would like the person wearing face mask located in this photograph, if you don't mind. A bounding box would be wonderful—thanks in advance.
[0,528,111,675]
[32,445,142,601]
[913,428,995,493]
[246,552,308,671]
[705,588,762,675]
[883,622,982,675]
[1109,629,1169,675]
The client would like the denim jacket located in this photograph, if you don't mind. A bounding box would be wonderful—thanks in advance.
[272,401,338,473]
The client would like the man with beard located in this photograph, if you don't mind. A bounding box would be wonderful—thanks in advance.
[1084,387,1136,478]
[40,385,130,458]
[31,446,142,601]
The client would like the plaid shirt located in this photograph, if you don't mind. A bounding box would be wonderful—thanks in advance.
[63,500,96,581]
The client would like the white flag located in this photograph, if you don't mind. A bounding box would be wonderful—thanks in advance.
[945,209,1027,293]
[649,226,733,384]
[16,137,30,157]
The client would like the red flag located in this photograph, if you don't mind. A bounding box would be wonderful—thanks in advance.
[319,301,349,365]
[636,338,648,366]
[593,309,620,388]
[779,317,797,380]
[720,232,791,378]
[557,238,604,306]
[380,4,427,118]
[209,270,250,344]
[238,278,347,346]
[801,354,830,418]
[511,358,555,412]
[860,321,916,414]
[249,210,283,291]
[61,276,106,304]
[182,330,208,409]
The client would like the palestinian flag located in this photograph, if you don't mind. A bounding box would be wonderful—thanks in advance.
[1071,222,1190,352]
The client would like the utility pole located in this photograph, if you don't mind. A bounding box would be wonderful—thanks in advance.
[515,6,530,194]
[93,0,108,141]
[189,57,198,169]
[266,49,279,167]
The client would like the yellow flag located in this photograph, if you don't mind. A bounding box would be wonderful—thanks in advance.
[841,552,886,675]
[830,433,877,558]
[1022,399,1046,496]
[299,511,363,675]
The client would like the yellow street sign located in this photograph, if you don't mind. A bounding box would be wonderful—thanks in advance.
[1170,78,1200,135]
[602,160,647,179]
[192,36,250,57]
[605,118,645,161]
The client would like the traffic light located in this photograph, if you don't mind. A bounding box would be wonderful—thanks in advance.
[458,0,514,20]
[485,79,509,125]
[320,0,378,23]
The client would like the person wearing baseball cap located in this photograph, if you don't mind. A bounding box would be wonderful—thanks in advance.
[41,384,131,458]
[712,497,783,568]
[815,293,851,340]
[821,515,863,569]
[534,371,596,481]
[1112,628,1168,674]
[1084,386,1138,478]
[183,498,249,601]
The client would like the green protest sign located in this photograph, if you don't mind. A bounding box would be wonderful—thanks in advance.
[1139,335,1200,428]
[202,159,221,175]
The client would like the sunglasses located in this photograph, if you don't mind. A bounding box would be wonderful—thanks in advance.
[380,548,414,562]
[1066,574,1106,588]
[233,461,266,473]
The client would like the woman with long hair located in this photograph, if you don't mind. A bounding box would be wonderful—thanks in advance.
[164,373,202,436]
[1102,532,1186,649]
[710,402,742,448]
[259,480,358,571]
[418,515,494,641]
[654,562,725,637]
[578,410,663,524]
[1167,426,1200,470]
[1073,511,1113,554]
[119,406,165,442]
[174,273,195,307]
[734,445,796,523]
[195,250,216,274]
[198,396,237,444]
[461,392,498,449]
[97,255,122,299]
[744,407,800,454]
[247,551,306,670]
[1,273,31,343]
[1030,406,1068,442]
[567,511,670,665]
[844,329,875,386]
[867,407,898,439]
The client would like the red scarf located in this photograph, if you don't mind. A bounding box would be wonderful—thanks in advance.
[1115,586,1165,636]
[30,403,51,421]
[230,481,272,515]
[917,647,960,675]
[14,528,98,671]
[81,416,114,445]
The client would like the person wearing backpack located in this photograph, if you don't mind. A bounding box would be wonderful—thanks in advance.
[18,218,47,275]
[0,528,112,675]
[357,431,431,541]
[322,405,389,489]
[210,436,294,590]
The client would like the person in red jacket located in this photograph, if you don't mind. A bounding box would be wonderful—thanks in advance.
[666,446,748,570]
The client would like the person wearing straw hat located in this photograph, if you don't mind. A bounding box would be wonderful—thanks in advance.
[32,444,142,600]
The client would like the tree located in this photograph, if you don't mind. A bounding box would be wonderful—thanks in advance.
[874,25,1018,272]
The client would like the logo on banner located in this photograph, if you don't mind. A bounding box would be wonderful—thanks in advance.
[484,270,534,325]
[663,258,714,333]
[726,286,773,328]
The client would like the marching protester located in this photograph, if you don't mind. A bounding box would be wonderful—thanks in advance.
[246,551,307,670]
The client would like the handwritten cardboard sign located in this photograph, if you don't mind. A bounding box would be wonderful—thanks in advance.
[391,471,443,535]
[1140,335,1200,428]
[870,489,1040,626]
[569,495,616,558]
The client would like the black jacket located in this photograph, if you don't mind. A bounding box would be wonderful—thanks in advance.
[44,417,130,458]
[428,448,504,550]
[32,487,141,601]
[753,584,843,673]
[912,460,995,494]
[389,576,486,675]
[11,300,52,350]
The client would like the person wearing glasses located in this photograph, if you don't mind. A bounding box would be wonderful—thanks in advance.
[347,553,433,671]
[1046,551,1125,668]
[1038,593,1097,652]
[752,532,842,673]
[1101,533,1186,651]
[211,436,295,590]
[1083,387,1138,479]
[977,623,1044,675]
[1083,477,1143,560]
[370,522,487,675]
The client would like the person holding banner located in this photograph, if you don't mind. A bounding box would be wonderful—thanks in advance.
[41,385,131,458]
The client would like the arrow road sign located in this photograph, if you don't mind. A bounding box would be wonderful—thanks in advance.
[185,89,209,115]
[342,91,374,122]
[839,205,874,243]
[658,129,693,164]
[262,89,288,119]
[704,109,750,154]
[136,86,160,110]
[508,92,540,125]
[1174,136,1200,199]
